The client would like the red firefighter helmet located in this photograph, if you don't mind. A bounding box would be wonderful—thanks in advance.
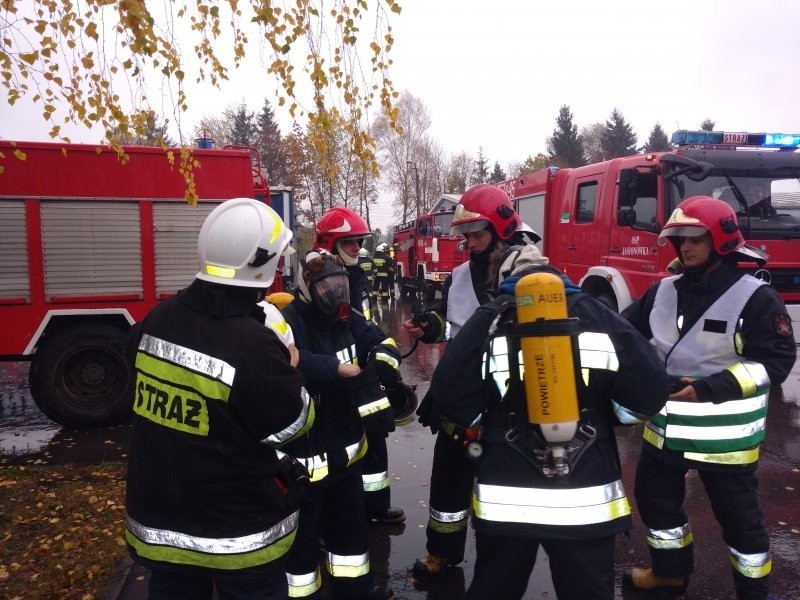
[316,207,372,252]
[450,184,521,240]
[658,196,767,263]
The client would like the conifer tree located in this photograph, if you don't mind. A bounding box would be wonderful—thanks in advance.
[644,123,672,152]
[600,108,638,158]
[488,161,507,183]
[548,105,586,167]
[256,99,287,184]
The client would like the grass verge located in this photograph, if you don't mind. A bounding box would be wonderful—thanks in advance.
[0,461,128,600]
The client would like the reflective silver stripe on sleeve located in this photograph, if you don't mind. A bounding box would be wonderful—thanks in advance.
[362,471,389,492]
[374,352,400,370]
[646,523,693,549]
[336,344,357,364]
[263,387,313,445]
[126,511,298,554]
[473,480,630,526]
[325,551,370,578]
[727,361,770,397]
[577,332,619,371]
[358,397,391,417]
[612,400,647,424]
[139,334,235,386]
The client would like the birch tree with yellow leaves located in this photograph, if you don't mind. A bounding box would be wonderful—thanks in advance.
[0,0,402,201]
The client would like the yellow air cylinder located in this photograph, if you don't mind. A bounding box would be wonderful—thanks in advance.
[515,272,579,444]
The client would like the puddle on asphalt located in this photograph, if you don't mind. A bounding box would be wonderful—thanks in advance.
[0,361,61,455]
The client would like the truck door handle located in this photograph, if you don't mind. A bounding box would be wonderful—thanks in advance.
[609,247,622,254]
[568,245,577,251]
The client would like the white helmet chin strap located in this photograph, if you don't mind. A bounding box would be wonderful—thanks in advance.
[334,240,359,266]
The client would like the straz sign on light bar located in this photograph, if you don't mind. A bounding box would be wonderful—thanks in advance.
[722,132,748,145]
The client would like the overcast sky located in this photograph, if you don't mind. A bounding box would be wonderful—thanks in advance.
[3,0,800,233]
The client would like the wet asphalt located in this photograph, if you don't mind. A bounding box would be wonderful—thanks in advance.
[1,295,799,599]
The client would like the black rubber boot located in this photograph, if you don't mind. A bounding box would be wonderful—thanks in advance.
[411,554,464,581]
[368,506,406,524]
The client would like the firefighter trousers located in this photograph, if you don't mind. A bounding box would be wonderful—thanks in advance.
[634,448,771,599]
[285,465,373,599]
[363,428,391,517]
[425,430,475,560]
[465,531,616,600]
[148,569,288,600]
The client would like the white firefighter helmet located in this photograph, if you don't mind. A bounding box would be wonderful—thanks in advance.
[197,198,293,288]
[376,242,388,253]
[358,247,369,258]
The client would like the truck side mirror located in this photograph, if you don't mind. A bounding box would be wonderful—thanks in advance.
[617,168,638,208]
[617,207,636,226]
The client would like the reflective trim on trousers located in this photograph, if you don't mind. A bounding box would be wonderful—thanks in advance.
[358,397,391,417]
[473,480,630,526]
[362,470,389,492]
[428,507,469,533]
[729,547,772,579]
[326,551,370,578]
[125,511,298,570]
[646,523,693,550]
[263,387,315,446]
[287,568,322,598]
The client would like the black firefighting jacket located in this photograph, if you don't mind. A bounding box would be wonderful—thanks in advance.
[432,267,671,540]
[281,299,394,482]
[125,279,314,578]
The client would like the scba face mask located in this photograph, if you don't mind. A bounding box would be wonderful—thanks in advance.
[300,252,351,319]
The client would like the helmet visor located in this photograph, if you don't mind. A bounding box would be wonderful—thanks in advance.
[450,218,489,236]
[657,225,709,246]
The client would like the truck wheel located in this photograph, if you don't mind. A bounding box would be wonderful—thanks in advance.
[29,324,134,428]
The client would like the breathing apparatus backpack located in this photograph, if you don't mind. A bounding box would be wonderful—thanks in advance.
[482,271,597,477]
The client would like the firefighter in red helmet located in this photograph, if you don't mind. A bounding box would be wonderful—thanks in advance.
[316,207,406,526]
[622,196,796,599]
[403,184,533,580]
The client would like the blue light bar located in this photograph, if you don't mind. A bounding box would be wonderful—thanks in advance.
[671,130,800,149]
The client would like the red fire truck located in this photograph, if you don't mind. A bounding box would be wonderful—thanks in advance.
[0,140,295,428]
[392,202,468,302]
[498,130,800,341]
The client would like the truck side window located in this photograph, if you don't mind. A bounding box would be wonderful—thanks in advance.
[419,221,431,236]
[576,182,598,223]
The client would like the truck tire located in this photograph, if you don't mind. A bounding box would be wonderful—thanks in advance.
[29,323,134,428]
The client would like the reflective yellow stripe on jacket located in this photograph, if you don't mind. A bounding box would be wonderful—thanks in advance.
[126,512,298,570]
[473,480,630,526]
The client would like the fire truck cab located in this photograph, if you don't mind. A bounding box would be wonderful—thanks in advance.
[0,140,295,428]
[392,196,467,302]
[502,130,800,341]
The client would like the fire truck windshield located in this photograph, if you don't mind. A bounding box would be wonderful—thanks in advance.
[664,151,800,240]
[433,212,455,236]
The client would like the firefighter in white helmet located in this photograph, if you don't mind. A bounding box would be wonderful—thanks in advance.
[622,196,796,599]
[429,244,669,599]
[125,198,314,599]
